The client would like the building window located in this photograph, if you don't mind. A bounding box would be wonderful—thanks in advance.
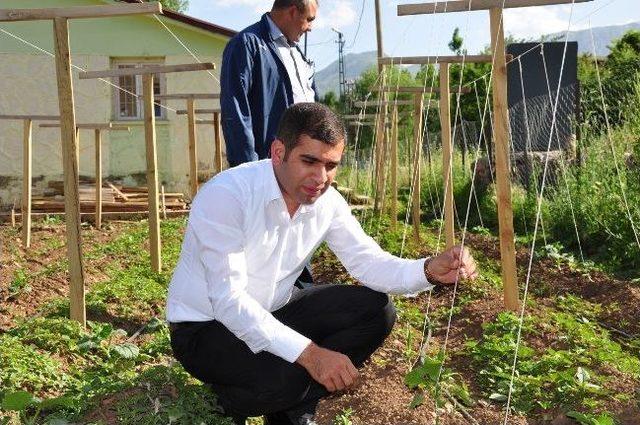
[113,61,165,120]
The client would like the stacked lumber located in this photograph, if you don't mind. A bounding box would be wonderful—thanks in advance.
[30,180,187,213]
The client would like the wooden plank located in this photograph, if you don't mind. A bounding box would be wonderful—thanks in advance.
[155,93,220,100]
[79,62,215,79]
[161,185,167,220]
[53,17,85,326]
[187,98,198,199]
[379,55,499,65]
[353,100,416,107]
[196,120,215,125]
[373,85,471,94]
[94,129,102,229]
[213,112,222,174]
[440,63,456,249]
[411,93,424,241]
[22,119,32,248]
[490,7,519,311]
[105,181,130,201]
[0,2,161,21]
[397,0,592,15]
[390,106,399,228]
[176,108,220,115]
[0,114,59,121]
[143,73,162,272]
[40,122,114,129]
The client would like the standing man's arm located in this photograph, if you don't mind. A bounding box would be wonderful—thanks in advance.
[221,35,258,167]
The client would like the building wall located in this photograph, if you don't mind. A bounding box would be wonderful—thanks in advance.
[0,0,229,208]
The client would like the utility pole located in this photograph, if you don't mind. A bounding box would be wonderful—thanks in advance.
[332,28,346,99]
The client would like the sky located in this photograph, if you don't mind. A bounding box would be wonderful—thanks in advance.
[187,0,640,71]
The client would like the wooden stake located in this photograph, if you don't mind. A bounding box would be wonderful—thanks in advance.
[213,112,222,174]
[390,105,399,228]
[94,129,102,229]
[143,73,162,273]
[373,109,386,213]
[22,119,32,248]
[53,17,86,326]
[11,201,16,227]
[490,7,519,311]
[412,93,424,241]
[187,98,198,199]
[374,0,384,73]
[161,185,167,220]
[440,63,455,249]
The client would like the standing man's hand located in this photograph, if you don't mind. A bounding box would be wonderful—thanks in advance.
[426,245,479,285]
[296,342,359,392]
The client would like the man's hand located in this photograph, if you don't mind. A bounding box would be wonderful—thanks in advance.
[296,342,359,392]
[427,245,479,285]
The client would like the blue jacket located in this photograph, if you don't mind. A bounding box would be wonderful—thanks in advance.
[220,14,318,167]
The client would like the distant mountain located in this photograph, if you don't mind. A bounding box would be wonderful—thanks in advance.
[314,22,640,96]
[546,21,640,57]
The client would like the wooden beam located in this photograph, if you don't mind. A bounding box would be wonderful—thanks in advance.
[176,108,221,115]
[440,63,455,249]
[22,119,32,248]
[53,17,86,326]
[155,93,220,100]
[40,123,115,130]
[79,62,215,79]
[373,85,471,94]
[353,100,416,107]
[378,55,499,65]
[0,2,162,21]
[196,119,215,125]
[411,93,424,241]
[187,98,198,199]
[143,73,162,273]
[0,114,60,121]
[490,7,519,311]
[397,0,591,15]
[213,112,223,174]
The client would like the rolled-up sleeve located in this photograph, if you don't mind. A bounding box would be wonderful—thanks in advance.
[324,193,434,294]
[190,186,311,362]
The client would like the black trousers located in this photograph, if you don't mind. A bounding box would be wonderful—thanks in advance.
[170,284,396,421]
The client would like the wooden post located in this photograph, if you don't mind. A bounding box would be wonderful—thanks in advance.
[187,98,198,199]
[11,201,16,227]
[161,185,167,220]
[143,73,162,273]
[373,109,387,213]
[213,111,222,174]
[390,105,399,228]
[22,119,32,247]
[490,7,519,311]
[53,17,86,326]
[440,63,455,249]
[411,93,424,241]
[374,0,384,72]
[94,129,102,229]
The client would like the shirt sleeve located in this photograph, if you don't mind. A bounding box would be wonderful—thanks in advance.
[324,192,434,294]
[189,184,311,363]
[220,35,259,167]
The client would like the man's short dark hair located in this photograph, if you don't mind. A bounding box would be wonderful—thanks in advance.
[276,103,346,155]
[272,0,317,12]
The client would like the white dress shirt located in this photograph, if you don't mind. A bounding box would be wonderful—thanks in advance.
[266,14,316,103]
[166,160,433,363]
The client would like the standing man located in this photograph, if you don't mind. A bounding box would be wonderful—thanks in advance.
[167,103,479,425]
[220,0,318,168]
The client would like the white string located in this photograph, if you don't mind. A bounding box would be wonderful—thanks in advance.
[503,1,578,422]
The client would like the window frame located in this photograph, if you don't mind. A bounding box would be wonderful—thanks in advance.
[111,58,167,121]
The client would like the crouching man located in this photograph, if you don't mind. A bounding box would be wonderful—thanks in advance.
[166,102,478,425]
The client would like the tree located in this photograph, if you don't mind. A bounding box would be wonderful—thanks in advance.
[146,0,189,13]
[448,27,464,56]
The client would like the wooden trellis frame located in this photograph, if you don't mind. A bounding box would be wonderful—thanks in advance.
[0,114,60,247]
[0,2,163,326]
[79,63,215,273]
[396,0,593,310]
[156,93,222,199]
[40,122,131,229]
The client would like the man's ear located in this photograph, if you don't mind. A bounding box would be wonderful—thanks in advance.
[271,139,286,165]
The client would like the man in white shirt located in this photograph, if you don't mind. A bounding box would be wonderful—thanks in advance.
[167,103,478,425]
